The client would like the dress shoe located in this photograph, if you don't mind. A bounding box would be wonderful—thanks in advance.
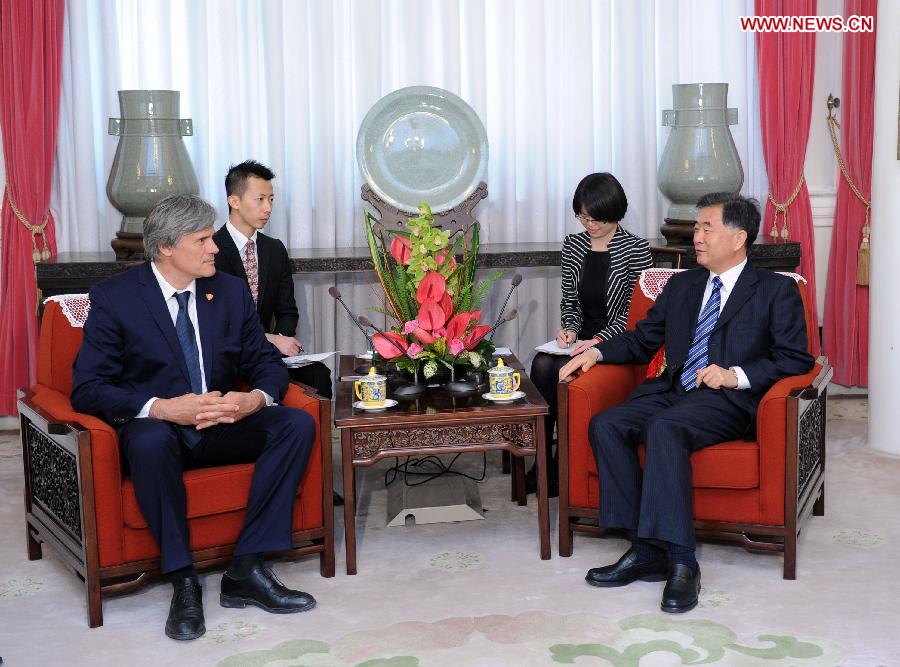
[165,577,205,641]
[333,491,344,507]
[585,547,668,587]
[661,563,701,613]
[221,562,316,614]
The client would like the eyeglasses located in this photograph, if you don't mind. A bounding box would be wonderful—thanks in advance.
[576,213,610,227]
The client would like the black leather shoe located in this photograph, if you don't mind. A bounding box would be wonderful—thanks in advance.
[165,577,205,641]
[221,562,316,614]
[585,547,668,587]
[333,491,344,507]
[661,564,701,613]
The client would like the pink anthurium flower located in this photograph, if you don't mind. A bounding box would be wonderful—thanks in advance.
[417,299,447,331]
[416,271,446,304]
[445,311,477,341]
[373,331,408,360]
[390,235,412,265]
[439,292,453,320]
[412,327,436,345]
[464,324,492,350]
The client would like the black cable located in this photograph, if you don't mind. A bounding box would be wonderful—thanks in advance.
[384,452,487,487]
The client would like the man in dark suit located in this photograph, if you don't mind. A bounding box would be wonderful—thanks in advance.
[213,160,332,400]
[72,195,319,641]
[559,193,813,613]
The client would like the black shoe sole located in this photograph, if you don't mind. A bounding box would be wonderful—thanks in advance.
[585,571,667,588]
[660,598,699,613]
[165,623,206,641]
[220,594,316,614]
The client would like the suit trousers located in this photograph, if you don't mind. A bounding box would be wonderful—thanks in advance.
[588,385,751,548]
[288,360,333,399]
[119,405,316,573]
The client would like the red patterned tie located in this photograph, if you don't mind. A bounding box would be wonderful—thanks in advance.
[243,239,259,303]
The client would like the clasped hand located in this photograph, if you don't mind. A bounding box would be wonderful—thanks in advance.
[150,390,265,429]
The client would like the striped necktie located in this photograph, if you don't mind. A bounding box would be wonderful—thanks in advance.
[243,239,259,303]
[680,276,723,391]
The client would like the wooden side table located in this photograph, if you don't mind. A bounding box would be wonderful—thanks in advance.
[333,355,550,574]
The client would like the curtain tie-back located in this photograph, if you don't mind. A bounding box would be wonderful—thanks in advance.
[827,110,871,285]
[767,174,805,242]
[5,186,53,263]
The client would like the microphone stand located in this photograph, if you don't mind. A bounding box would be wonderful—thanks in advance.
[329,286,376,373]
[489,274,522,341]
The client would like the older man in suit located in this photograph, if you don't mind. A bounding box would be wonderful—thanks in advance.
[213,160,332,400]
[72,195,319,641]
[559,192,813,613]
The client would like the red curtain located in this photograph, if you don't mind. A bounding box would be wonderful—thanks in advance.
[822,0,877,387]
[755,0,820,355]
[0,0,64,413]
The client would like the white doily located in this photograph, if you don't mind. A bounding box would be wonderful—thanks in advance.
[638,268,806,301]
[44,294,91,328]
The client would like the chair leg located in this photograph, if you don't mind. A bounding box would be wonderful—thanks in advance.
[26,527,42,561]
[813,485,825,516]
[511,458,526,505]
[783,530,797,580]
[319,539,335,578]
[86,572,103,628]
[559,517,573,557]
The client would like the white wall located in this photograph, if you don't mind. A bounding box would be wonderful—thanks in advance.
[805,0,843,327]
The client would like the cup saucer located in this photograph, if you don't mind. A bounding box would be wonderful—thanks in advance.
[482,390,525,402]
[353,398,398,411]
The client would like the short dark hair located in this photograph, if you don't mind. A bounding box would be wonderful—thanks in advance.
[225,160,275,210]
[572,173,628,223]
[696,192,761,247]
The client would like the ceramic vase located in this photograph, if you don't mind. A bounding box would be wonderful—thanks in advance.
[658,83,743,244]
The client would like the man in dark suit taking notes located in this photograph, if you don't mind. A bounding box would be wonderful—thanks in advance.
[72,195,319,641]
[559,193,813,613]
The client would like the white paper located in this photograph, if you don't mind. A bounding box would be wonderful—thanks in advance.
[282,351,336,367]
[534,340,581,356]
[492,347,512,356]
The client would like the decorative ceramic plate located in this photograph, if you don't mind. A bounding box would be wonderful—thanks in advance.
[482,391,526,403]
[356,86,488,213]
[353,398,398,411]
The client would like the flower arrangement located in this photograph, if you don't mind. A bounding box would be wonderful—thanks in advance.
[365,203,502,381]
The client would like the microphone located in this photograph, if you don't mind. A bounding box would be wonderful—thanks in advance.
[486,308,518,343]
[328,286,374,350]
[489,273,522,340]
[357,315,409,358]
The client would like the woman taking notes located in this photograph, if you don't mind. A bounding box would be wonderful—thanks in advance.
[526,172,653,496]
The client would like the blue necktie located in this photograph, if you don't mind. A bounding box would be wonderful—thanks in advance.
[680,276,722,391]
[174,291,203,394]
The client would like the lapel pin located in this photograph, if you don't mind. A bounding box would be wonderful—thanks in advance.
[206,293,214,301]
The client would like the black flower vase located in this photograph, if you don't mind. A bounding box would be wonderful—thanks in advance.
[443,364,480,396]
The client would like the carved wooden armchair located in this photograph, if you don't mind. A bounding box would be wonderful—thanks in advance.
[558,268,832,579]
[17,294,335,628]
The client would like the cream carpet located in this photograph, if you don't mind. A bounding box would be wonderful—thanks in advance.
[1,397,897,666]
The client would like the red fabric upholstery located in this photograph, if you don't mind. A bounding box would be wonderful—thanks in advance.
[566,278,817,528]
[30,299,324,569]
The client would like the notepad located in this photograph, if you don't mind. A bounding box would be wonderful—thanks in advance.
[534,340,579,356]
[282,351,336,367]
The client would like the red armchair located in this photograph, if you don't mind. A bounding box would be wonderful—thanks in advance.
[558,269,831,579]
[18,295,334,628]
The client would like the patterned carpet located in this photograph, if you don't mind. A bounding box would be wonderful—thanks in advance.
[1,397,898,666]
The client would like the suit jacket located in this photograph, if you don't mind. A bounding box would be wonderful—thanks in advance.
[213,226,299,336]
[560,227,653,341]
[596,264,814,420]
[71,262,288,427]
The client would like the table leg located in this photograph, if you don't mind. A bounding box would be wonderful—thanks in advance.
[535,417,551,560]
[341,430,358,575]
[513,457,526,505]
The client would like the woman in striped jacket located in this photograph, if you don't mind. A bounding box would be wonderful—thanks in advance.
[527,173,653,496]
